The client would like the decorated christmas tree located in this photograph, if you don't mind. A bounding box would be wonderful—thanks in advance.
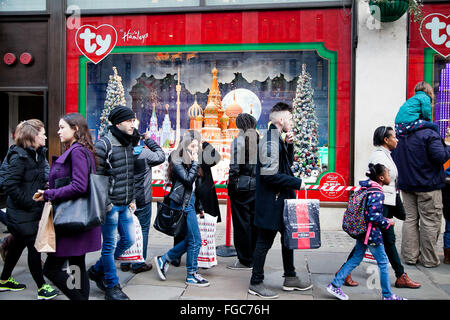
[291,64,321,179]
[98,66,127,138]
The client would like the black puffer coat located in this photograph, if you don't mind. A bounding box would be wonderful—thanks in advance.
[3,145,49,237]
[95,131,134,206]
[168,154,203,213]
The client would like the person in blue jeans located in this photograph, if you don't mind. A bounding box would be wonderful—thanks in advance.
[154,130,209,287]
[88,106,138,300]
[120,130,165,273]
[326,163,406,300]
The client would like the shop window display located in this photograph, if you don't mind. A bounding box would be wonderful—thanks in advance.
[85,50,330,183]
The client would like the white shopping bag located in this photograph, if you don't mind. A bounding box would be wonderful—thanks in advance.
[362,249,391,266]
[116,207,145,263]
[362,249,377,264]
[197,213,218,269]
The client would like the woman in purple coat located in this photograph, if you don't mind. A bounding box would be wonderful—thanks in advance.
[34,113,101,300]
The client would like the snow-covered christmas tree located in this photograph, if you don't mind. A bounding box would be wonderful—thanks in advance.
[98,66,127,139]
[291,64,321,179]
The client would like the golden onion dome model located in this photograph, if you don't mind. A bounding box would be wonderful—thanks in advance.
[188,97,203,119]
[225,93,243,118]
[195,114,204,121]
[204,99,219,116]
[219,112,229,122]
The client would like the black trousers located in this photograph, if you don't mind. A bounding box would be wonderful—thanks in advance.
[1,234,45,288]
[250,227,296,285]
[229,190,258,267]
[346,205,405,278]
[43,254,89,300]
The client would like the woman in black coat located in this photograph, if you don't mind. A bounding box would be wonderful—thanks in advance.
[171,140,221,266]
[227,113,259,270]
[0,120,57,300]
[195,141,222,222]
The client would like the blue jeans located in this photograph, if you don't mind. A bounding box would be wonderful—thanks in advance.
[120,202,152,270]
[444,219,450,249]
[332,240,393,298]
[93,205,135,288]
[165,195,201,274]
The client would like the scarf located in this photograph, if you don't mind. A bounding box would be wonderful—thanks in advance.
[109,125,138,147]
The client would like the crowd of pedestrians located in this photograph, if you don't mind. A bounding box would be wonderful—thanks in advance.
[0,86,449,300]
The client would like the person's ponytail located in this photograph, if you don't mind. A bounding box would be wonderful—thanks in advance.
[366,163,386,181]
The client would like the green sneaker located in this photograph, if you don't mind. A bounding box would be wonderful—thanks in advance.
[37,283,58,300]
[0,277,26,292]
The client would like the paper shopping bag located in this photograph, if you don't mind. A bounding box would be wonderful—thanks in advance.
[283,199,321,250]
[197,213,218,268]
[34,202,56,253]
[116,207,144,263]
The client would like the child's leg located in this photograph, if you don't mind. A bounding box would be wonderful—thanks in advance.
[332,240,366,288]
[367,244,393,298]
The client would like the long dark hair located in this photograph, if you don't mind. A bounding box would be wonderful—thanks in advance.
[167,130,203,182]
[62,113,97,165]
[236,113,258,163]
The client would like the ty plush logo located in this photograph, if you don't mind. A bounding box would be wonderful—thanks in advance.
[420,13,450,58]
[75,24,117,64]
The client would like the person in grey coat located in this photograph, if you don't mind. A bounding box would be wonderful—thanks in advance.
[120,129,165,273]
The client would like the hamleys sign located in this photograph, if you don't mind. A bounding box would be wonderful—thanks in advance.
[420,13,450,58]
[75,24,118,64]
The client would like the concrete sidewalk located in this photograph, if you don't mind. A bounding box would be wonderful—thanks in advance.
[0,215,448,301]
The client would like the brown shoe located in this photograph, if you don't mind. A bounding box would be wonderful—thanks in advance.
[395,273,421,289]
[344,273,359,287]
[444,248,450,265]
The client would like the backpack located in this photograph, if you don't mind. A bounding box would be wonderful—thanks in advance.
[342,186,378,239]
[98,135,113,172]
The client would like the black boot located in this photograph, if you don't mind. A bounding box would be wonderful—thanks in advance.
[105,284,130,300]
[88,266,106,292]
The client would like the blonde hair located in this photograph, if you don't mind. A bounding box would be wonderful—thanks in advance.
[415,81,434,103]
[14,119,44,148]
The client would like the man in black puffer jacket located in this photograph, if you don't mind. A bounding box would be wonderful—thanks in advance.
[88,107,137,301]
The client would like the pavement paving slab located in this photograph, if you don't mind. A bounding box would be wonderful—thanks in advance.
[0,220,448,301]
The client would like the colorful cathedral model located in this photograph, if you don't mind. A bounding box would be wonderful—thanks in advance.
[146,102,175,149]
[187,65,244,161]
[147,64,244,181]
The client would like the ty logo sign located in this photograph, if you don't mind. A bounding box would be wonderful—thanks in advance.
[75,24,117,64]
[420,13,450,58]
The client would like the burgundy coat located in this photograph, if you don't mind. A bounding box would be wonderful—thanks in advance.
[44,142,101,257]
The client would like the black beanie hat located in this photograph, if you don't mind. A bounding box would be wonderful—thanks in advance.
[108,106,135,125]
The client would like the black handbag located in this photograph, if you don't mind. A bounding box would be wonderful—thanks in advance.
[235,175,256,192]
[53,149,108,235]
[153,185,187,237]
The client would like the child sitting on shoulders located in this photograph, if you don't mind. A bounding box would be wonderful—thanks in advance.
[395,81,438,136]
